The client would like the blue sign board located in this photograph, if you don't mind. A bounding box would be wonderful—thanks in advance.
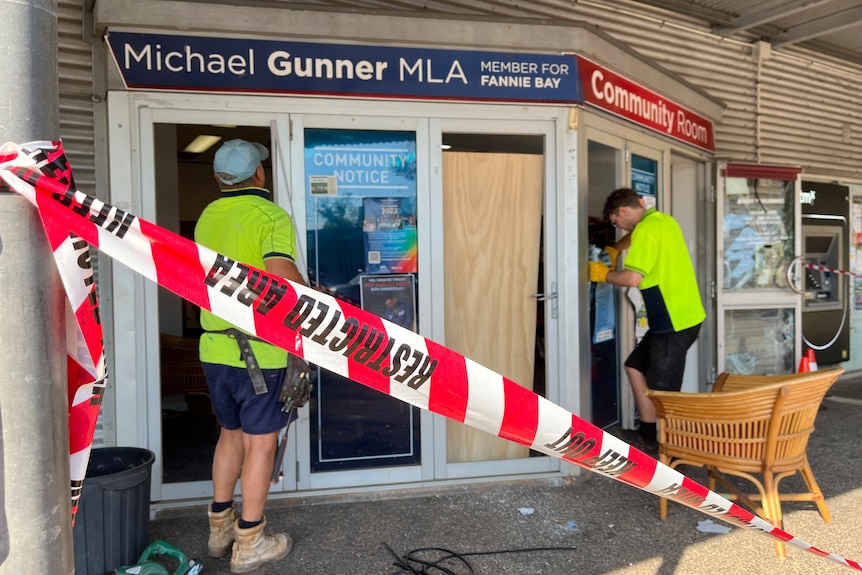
[304,129,416,199]
[631,154,657,197]
[106,32,583,104]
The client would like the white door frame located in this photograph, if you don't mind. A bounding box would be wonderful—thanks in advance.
[108,91,571,503]
[670,153,710,391]
[580,112,714,428]
[432,116,563,480]
[715,164,802,374]
[286,113,431,491]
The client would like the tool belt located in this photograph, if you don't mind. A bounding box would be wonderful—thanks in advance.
[206,328,313,410]
[207,328,270,395]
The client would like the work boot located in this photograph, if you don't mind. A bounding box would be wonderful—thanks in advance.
[230,515,293,574]
[207,503,236,558]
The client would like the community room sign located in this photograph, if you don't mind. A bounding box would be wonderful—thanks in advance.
[106,32,584,105]
[574,55,716,152]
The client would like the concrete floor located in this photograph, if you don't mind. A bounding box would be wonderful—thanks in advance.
[144,375,862,575]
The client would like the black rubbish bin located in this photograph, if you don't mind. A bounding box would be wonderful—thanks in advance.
[72,447,156,575]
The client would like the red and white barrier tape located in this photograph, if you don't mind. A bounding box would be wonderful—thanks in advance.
[804,262,861,278]
[1,141,859,569]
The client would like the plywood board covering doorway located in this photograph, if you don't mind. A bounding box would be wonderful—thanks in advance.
[443,151,544,463]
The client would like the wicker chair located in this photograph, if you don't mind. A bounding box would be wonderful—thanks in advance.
[646,367,843,558]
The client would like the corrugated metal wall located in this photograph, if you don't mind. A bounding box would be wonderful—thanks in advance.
[759,47,862,177]
[249,0,759,158]
[541,1,759,162]
[59,0,103,446]
[58,0,95,188]
[83,0,862,176]
[244,0,862,177]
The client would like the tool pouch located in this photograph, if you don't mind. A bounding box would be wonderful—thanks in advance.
[278,355,313,412]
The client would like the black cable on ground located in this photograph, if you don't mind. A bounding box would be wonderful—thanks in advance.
[384,542,578,575]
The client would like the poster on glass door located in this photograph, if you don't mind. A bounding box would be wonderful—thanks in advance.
[360,274,416,331]
[304,129,417,303]
[304,129,421,472]
[362,197,418,274]
[631,154,657,209]
[629,154,657,335]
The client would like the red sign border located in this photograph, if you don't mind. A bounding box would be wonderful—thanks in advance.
[573,54,716,153]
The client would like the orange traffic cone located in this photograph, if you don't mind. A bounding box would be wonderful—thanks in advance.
[798,354,810,373]
[806,347,818,371]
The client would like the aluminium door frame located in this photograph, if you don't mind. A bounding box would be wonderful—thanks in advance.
[433,115,564,481]
[715,163,803,375]
[110,91,574,506]
[580,112,670,430]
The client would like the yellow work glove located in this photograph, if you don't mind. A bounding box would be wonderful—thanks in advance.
[589,261,611,283]
[604,245,619,268]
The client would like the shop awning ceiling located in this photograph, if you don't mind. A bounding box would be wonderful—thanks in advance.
[631,0,862,60]
[274,0,862,66]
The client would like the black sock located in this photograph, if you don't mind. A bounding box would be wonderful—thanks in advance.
[211,500,233,513]
[238,518,263,529]
[639,422,657,443]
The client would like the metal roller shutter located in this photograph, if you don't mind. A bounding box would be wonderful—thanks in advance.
[59,0,95,188]
[59,0,103,446]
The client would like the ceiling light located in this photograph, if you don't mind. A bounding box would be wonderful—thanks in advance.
[184,135,222,154]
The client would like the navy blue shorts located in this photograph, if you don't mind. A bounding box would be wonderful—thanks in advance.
[624,323,701,391]
[202,363,290,435]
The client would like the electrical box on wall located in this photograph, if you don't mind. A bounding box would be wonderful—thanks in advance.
[800,181,850,364]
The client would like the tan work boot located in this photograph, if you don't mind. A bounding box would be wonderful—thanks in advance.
[207,503,236,558]
[230,515,293,574]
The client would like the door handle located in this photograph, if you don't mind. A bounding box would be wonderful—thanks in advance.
[532,281,558,302]
[533,282,558,318]
[531,291,557,301]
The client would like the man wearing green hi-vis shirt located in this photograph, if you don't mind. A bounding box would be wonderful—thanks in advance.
[589,187,705,451]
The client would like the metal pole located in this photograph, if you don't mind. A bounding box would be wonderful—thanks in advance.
[0,0,73,574]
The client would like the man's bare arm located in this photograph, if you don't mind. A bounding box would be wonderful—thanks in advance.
[264,258,306,286]
[613,232,632,252]
[606,269,643,288]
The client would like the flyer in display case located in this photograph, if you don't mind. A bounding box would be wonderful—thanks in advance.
[360,274,417,332]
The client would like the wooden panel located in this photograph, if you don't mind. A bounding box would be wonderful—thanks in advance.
[443,151,544,463]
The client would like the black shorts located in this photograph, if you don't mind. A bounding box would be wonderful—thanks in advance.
[624,323,702,391]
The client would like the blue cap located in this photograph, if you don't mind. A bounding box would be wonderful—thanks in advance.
[213,139,269,185]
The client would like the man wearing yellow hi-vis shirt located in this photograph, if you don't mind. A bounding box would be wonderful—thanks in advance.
[589,187,705,450]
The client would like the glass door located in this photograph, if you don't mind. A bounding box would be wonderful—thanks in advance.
[287,115,430,490]
[716,164,802,375]
[303,127,421,472]
[155,122,275,490]
[581,118,668,431]
[137,106,296,501]
[585,134,625,429]
[118,93,569,502]
[149,113,431,495]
